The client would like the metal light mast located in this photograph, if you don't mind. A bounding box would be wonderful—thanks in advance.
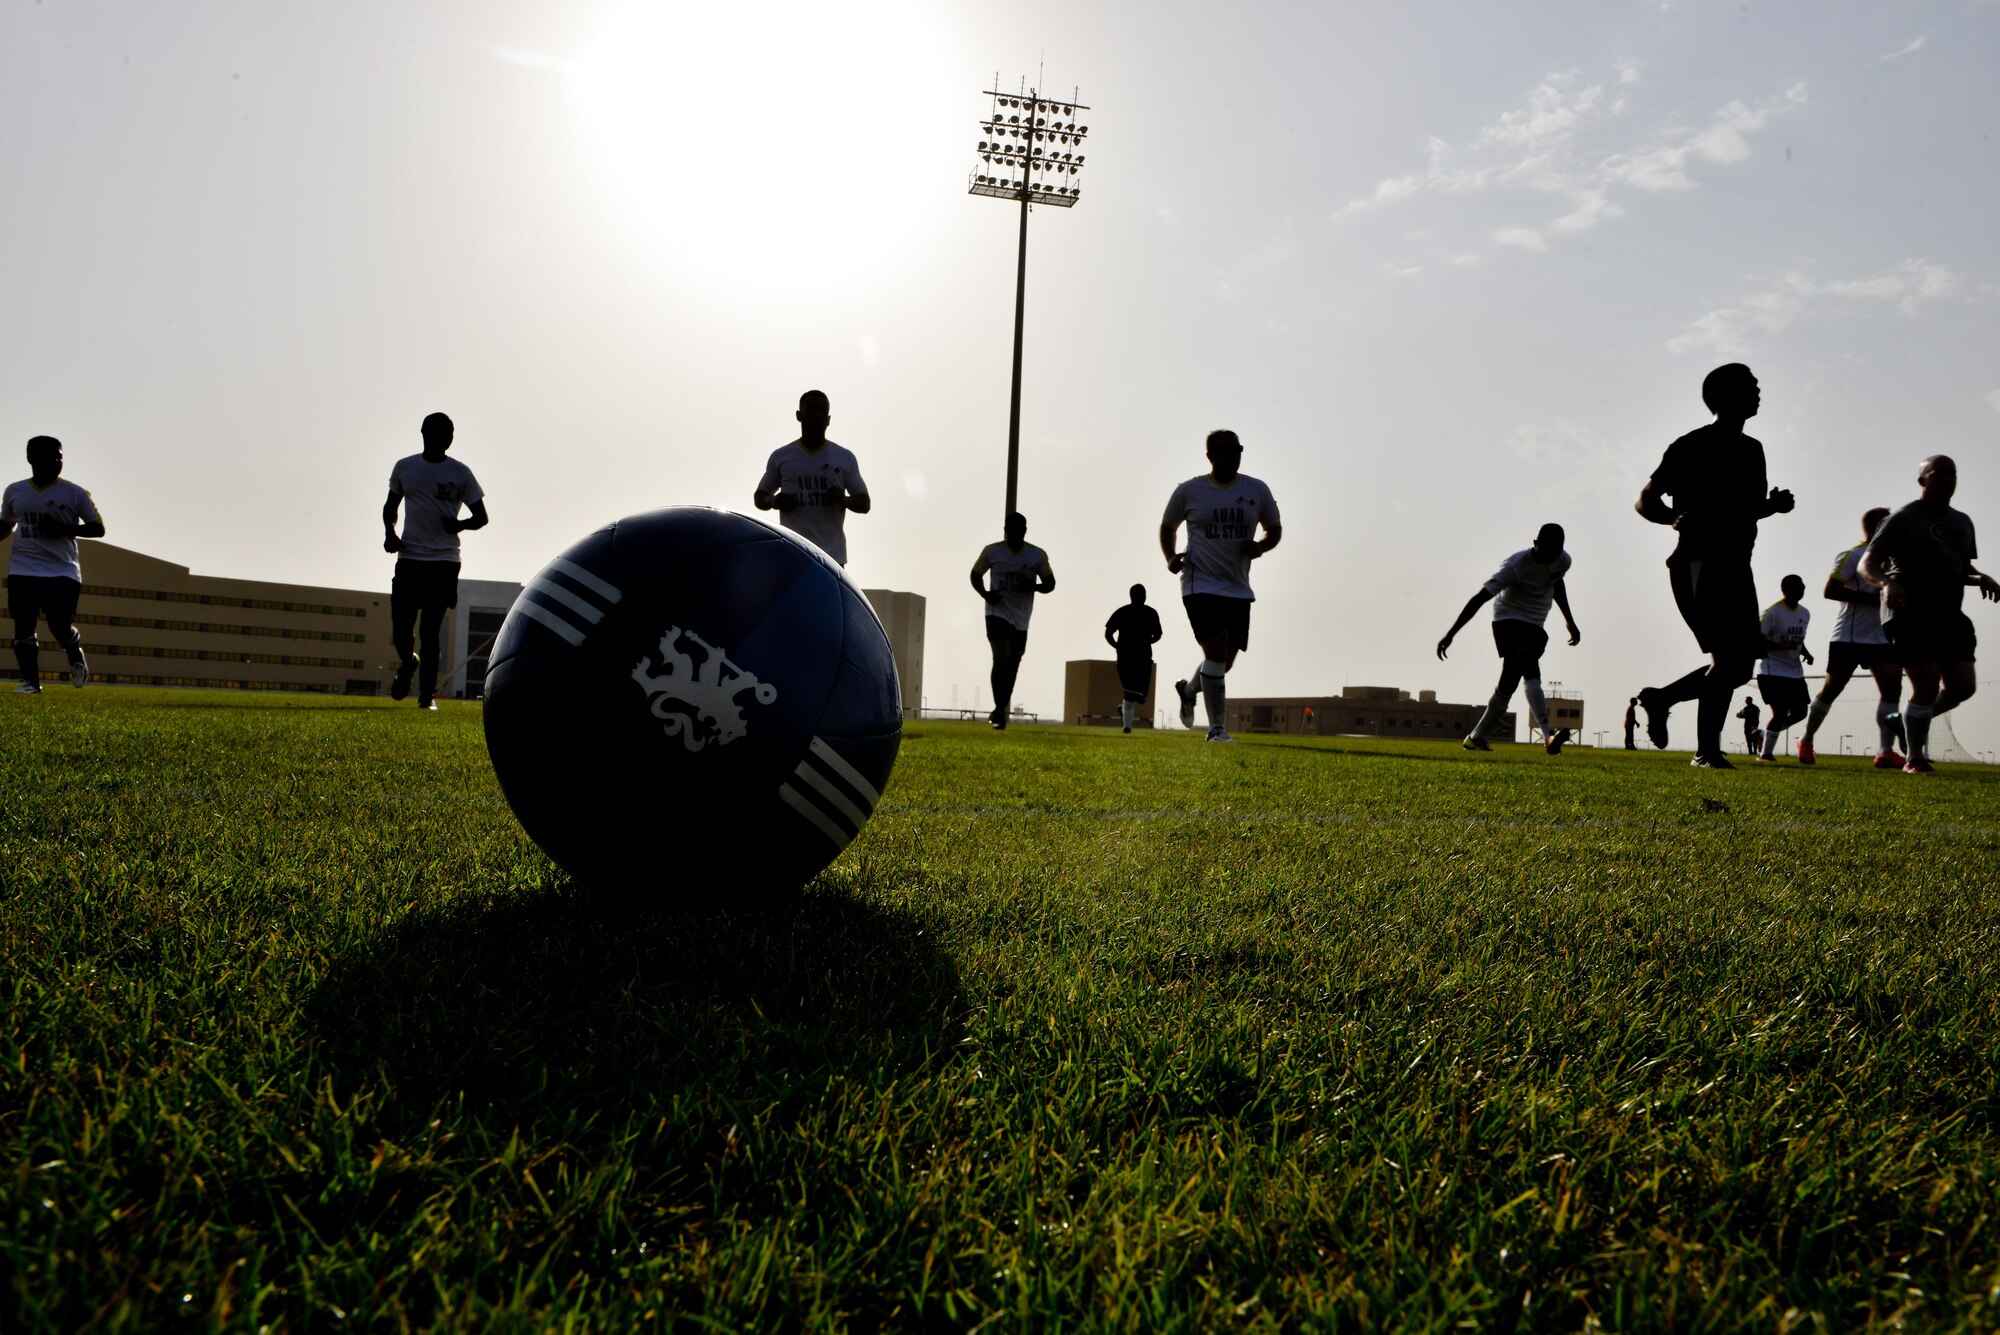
[969,76,1089,522]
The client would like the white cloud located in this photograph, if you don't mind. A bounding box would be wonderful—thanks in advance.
[1668,259,1974,355]
[1873,36,1927,65]
[1449,253,1482,267]
[1331,67,1807,254]
[1381,262,1425,277]
[1494,228,1546,251]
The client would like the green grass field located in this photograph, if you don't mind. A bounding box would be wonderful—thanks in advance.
[4,688,1998,1331]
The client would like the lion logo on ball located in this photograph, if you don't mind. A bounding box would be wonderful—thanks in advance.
[630,625,778,751]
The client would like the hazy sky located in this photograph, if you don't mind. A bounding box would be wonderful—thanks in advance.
[7,1,1998,753]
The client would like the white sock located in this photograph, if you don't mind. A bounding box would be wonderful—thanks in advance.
[1802,696,1830,743]
[1119,700,1133,728]
[1200,664,1227,731]
[1877,701,1904,754]
[1761,726,1780,759]
[1523,678,1550,735]
[1904,704,1933,762]
[1472,684,1510,739]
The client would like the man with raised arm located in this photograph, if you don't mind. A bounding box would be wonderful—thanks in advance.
[1436,522,1581,754]
[1,436,105,692]
[1859,454,1999,774]
[1161,429,1282,744]
[1103,583,1164,733]
[1798,508,1903,767]
[1632,364,1796,768]
[1752,573,1814,762]
[754,389,870,567]
[970,512,1054,729]
[383,412,487,710]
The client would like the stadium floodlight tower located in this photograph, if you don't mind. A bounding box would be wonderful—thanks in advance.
[969,76,1090,521]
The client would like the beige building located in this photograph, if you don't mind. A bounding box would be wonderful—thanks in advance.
[1223,685,1510,741]
[1063,658,1158,728]
[862,589,926,719]
[3,539,407,694]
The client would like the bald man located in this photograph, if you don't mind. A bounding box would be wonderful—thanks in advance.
[1859,454,2000,774]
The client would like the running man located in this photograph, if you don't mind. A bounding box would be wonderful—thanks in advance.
[382,412,487,709]
[1103,584,1163,733]
[970,512,1054,729]
[1737,696,1762,755]
[1161,429,1282,743]
[1752,574,1813,762]
[1859,454,1999,774]
[1634,364,1796,768]
[1436,522,1581,754]
[1,436,105,693]
[1797,508,1903,767]
[754,389,870,567]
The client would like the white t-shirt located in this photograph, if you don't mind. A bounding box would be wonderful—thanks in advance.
[1756,600,1811,678]
[388,454,484,563]
[757,440,867,566]
[972,541,1053,631]
[1825,544,1888,645]
[1162,473,1281,600]
[2,478,103,580]
[1482,548,1572,625]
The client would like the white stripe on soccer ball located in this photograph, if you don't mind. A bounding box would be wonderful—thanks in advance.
[527,575,607,624]
[515,598,586,646]
[808,736,881,805]
[551,557,623,603]
[779,783,855,850]
[792,757,871,830]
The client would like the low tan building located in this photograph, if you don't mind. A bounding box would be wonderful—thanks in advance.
[2,539,407,695]
[1063,659,1158,728]
[862,589,926,719]
[1225,685,1510,741]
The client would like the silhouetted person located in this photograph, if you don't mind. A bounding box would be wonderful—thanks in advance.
[970,512,1054,729]
[1799,507,1903,767]
[1162,429,1283,743]
[382,412,487,709]
[1,436,105,692]
[1623,697,1639,750]
[1737,696,1762,755]
[1103,583,1163,733]
[1437,522,1581,754]
[1753,573,1814,761]
[1859,454,1999,774]
[754,389,870,567]
[1634,363,1795,768]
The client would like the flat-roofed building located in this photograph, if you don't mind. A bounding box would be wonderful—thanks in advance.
[3,539,406,695]
[1224,684,1512,741]
[862,589,925,718]
[1063,658,1158,727]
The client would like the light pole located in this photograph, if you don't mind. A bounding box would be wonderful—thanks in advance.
[969,76,1090,522]
[1839,734,1852,755]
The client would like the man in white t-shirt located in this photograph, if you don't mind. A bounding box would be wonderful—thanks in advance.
[754,389,870,566]
[1159,430,1282,743]
[1752,574,1813,761]
[969,512,1054,729]
[1,436,106,693]
[382,412,487,709]
[1436,522,1581,754]
[1797,508,1902,767]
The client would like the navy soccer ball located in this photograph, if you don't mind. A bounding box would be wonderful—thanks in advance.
[482,507,902,895]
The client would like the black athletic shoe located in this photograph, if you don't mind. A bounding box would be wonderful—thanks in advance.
[1690,751,1734,769]
[390,661,416,701]
[418,698,437,711]
[1544,728,1571,756]
[1638,688,1670,749]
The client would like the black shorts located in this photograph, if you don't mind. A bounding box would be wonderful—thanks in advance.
[1885,611,1977,666]
[1115,655,1152,701]
[985,616,1028,658]
[6,574,81,632]
[1182,594,1252,651]
[1491,618,1549,672]
[391,559,461,614]
[1668,556,1760,659]
[1757,673,1810,715]
[1825,639,1892,678]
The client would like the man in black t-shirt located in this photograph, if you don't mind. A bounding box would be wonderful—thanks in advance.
[1103,584,1164,733]
[1632,364,1795,768]
[1858,454,1999,773]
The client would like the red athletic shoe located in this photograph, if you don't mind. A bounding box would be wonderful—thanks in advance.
[1873,750,1906,769]
[1797,739,1816,765]
[1903,758,1936,776]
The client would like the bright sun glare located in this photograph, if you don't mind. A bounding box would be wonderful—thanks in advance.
[569,1,956,294]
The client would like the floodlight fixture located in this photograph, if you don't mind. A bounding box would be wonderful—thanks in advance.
[967,73,1091,520]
